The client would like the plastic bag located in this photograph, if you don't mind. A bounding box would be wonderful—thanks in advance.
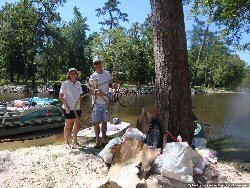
[122,128,146,142]
[98,138,122,164]
[144,118,163,149]
[193,160,206,174]
[196,148,218,164]
[153,143,207,176]
[152,154,164,174]
[161,142,199,183]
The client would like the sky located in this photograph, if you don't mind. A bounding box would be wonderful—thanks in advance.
[0,0,250,65]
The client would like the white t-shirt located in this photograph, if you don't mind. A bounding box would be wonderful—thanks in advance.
[90,70,112,104]
[59,80,83,110]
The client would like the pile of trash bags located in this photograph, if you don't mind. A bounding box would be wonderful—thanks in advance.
[97,108,217,184]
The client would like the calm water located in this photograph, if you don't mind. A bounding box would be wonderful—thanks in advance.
[1,92,250,150]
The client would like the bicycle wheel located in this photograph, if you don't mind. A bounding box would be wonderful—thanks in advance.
[75,93,111,128]
[118,88,137,107]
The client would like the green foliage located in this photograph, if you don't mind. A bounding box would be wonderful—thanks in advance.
[60,6,91,79]
[0,0,66,84]
[188,23,246,88]
[89,15,154,86]
[0,0,247,89]
[96,0,128,30]
[190,0,250,49]
[241,66,250,88]
[0,1,92,84]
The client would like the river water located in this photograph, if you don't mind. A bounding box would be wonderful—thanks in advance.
[1,92,250,150]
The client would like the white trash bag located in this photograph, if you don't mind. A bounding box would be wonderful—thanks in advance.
[152,154,164,174]
[193,159,206,174]
[161,142,199,183]
[196,148,218,164]
[98,138,122,164]
[122,128,146,142]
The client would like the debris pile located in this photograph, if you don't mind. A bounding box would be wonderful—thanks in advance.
[95,108,218,188]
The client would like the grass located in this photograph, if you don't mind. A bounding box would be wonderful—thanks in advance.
[207,136,250,163]
[207,136,250,173]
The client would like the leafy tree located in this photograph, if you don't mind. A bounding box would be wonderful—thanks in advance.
[127,17,155,86]
[0,3,22,82]
[213,55,245,88]
[241,66,250,88]
[34,26,64,82]
[96,0,128,30]
[89,19,155,86]
[191,0,250,49]
[89,27,132,76]
[188,23,246,88]
[60,6,91,79]
[0,0,66,85]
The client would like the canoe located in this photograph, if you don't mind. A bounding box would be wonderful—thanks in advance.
[0,121,64,138]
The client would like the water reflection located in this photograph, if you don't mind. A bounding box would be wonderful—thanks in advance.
[0,92,250,150]
[192,93,250,140]
[0,134,58,150]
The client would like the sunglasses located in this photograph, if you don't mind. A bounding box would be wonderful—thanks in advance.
[93,62,101,66]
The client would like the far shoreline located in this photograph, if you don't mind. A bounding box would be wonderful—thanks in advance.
[0,84,248,95]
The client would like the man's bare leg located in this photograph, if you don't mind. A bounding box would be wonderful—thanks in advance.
[94,124,100,146]
[101,121,107,144]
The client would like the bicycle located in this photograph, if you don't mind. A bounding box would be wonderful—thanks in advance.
[74,74,137,127]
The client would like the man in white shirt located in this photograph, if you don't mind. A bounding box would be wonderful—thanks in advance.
[59,68,83,147]
[90,57,112,148]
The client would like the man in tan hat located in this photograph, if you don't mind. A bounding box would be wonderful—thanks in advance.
[59,68,83,147]
[90,57,112,148]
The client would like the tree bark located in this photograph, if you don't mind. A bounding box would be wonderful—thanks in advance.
[150,0,193,144]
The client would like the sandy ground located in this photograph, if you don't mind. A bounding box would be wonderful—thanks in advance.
[194,162,250,187]
[0,144,249,188]
[0,144,108,188]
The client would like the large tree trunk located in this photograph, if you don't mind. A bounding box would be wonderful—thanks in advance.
[151,0,193,144]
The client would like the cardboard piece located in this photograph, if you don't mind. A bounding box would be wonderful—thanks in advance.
[136,108,153,134]
[108,138,160,187]
[99,180,122,188]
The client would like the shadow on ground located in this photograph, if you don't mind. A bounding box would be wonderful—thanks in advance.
[207,136,250,173]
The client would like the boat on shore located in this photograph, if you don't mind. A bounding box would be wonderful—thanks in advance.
[0,97,64,138]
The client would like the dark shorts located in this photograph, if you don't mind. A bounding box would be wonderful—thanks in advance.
[63,109,82,119]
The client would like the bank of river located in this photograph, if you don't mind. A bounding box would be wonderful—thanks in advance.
[0,93,250,187]
[1,93,250,161]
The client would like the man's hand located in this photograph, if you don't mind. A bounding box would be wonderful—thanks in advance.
[112,83,119,90]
